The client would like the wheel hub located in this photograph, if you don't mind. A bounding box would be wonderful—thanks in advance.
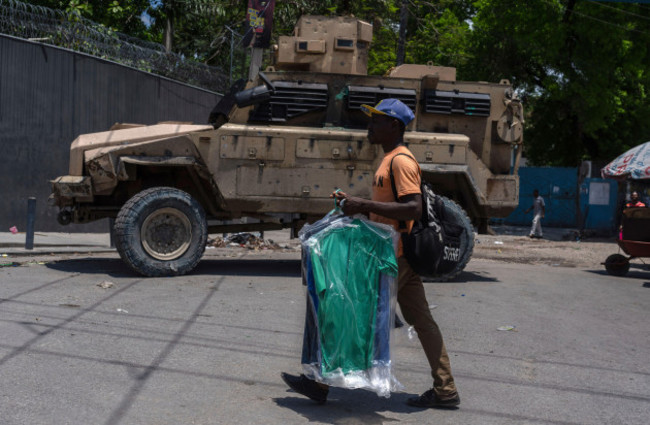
[141,208,192,260]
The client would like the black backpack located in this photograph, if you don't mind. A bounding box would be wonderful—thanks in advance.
[389,153,464,277]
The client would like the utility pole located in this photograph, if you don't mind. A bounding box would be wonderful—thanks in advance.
[248,47,264,81]
[246,0,275,81]
[396,0,408,66]
[224,25,242,85]
[163,1,175,53]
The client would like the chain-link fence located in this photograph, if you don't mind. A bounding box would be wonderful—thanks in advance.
[0,0,229,93]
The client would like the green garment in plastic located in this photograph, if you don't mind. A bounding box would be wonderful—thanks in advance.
[309,218,398,374]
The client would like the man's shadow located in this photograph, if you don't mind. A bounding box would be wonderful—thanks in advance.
[275,388,423,424]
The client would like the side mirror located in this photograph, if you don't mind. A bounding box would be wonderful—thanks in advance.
[235,72,276,108]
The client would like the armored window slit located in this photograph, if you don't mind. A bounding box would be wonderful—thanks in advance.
[424,90,491,117]
[346,86,417,111]
[249,81,329,122]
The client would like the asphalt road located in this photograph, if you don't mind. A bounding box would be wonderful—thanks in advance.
[0,253,648,425]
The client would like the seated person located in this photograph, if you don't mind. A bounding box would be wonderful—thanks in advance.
[620,193,650,242]
[624,191,646,209]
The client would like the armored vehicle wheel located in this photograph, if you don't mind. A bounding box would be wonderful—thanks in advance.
[427,196,475,282]
[114,187,207,277]
[604,254,630,277]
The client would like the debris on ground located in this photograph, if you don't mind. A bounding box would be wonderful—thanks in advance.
[497,325,517,331]
[9,226,18,234]
[206,233,286,250]
[97,281,114,289]
[561,229,610,241]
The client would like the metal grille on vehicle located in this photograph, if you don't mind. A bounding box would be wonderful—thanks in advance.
[424,90,491,117]
[347,86,417,111]
[250,82,329,122]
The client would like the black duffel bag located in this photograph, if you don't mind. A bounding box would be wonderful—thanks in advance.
[389,154,464,277]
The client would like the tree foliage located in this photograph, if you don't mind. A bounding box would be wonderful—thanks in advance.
[466,0,650,166]
[28,0,153,39]
[21,0,650,165]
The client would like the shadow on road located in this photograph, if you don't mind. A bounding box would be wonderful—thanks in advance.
[46,257,302,278]
[424,270,499,284]
[46,257,497,282]
[585,263,650,281]
[275,389,419,424]
[195,258,301,277]
[46,258,133,277]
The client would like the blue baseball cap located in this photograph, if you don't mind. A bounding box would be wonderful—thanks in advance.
[360,98,415,126]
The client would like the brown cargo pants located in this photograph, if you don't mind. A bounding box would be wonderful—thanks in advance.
[397,257,457,396]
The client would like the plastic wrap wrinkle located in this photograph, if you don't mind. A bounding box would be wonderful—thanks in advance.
[299,211,403,397]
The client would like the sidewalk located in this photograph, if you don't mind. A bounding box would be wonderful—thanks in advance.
[0,232,115,256]
[0,229,299,256]
[0,225,602,257]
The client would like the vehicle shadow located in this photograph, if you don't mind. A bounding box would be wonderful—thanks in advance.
[46,257,494,282]
[194,258,301,277]
[46,257,302,278]
[46,258,134,277]
[424,270,499,284]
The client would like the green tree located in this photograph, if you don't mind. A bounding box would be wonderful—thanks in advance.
[27,1,153,39]
[21,0,649,166]
[468,0,650,165]
[404,1,473,70]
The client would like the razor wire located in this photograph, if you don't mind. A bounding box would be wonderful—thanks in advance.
[0,0,229,93]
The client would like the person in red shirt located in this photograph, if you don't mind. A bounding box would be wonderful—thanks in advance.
[618,191,646,239]
[624,191,646,209]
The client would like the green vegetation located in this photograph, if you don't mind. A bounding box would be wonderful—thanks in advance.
[21,1,650,166]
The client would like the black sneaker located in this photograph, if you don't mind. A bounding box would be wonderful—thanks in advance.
[407,388,460,409]
[394,314,405,329]
[281,372,328,404]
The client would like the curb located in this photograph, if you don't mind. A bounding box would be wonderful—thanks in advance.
[1,248,116,256]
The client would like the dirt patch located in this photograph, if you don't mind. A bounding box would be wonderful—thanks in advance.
[473,233,621,269]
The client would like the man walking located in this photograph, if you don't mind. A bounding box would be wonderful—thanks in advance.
[525,189,545,239]
[281,98,460,409]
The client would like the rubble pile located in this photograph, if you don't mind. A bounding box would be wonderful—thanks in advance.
[206,233,285,250]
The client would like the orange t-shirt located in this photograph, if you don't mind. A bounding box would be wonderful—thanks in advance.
[370,145,421,257]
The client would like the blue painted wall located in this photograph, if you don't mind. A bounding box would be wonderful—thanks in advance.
[503,167,618,231]
[505,167,578,227]
[579,178,619,231]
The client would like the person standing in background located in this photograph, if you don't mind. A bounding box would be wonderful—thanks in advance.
[525,189,545,239]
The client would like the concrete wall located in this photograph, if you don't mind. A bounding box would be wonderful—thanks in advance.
[0,35,222,232]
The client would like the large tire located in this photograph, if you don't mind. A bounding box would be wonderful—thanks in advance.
[604,253,630,277]
[114,187,207,277]
[427,196,475,282]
